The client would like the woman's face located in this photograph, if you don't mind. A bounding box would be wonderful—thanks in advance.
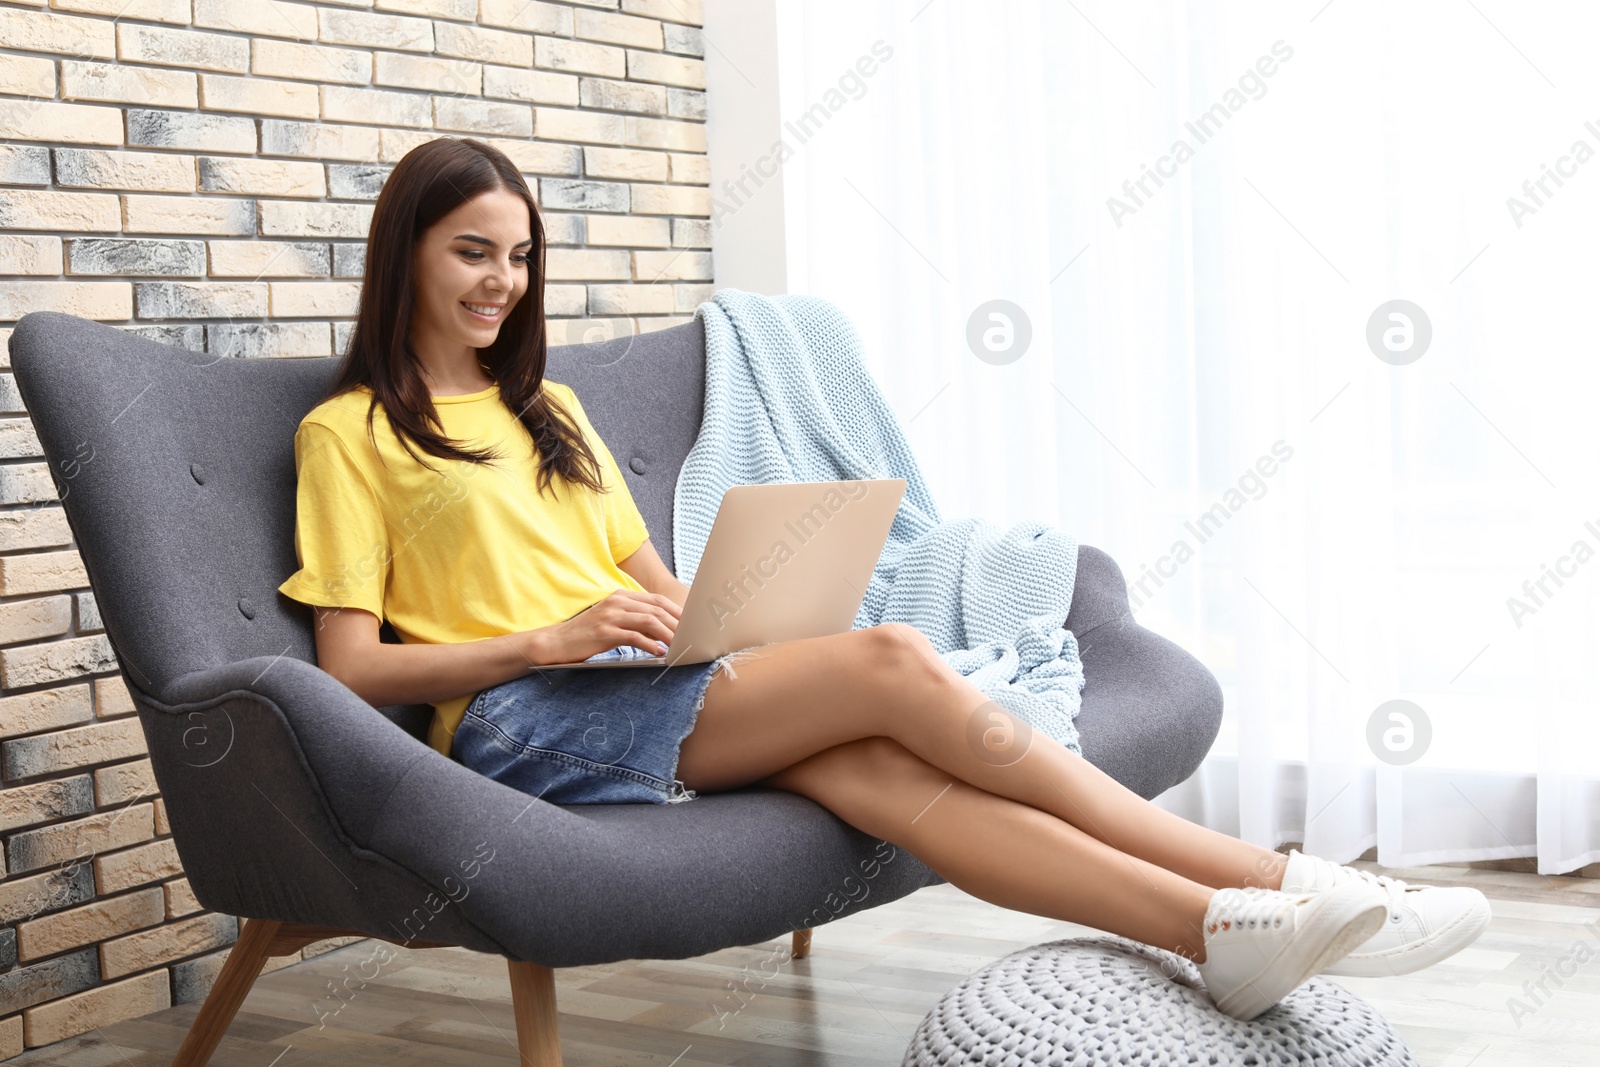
[409,186,534,360]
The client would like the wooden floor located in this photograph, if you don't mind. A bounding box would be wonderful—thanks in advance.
[13,862,1600,1066]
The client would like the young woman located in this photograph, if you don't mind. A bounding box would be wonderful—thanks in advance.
[277,137,1490,1022]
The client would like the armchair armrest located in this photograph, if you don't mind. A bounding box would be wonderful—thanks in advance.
[142,655,518,955]
[144,655,941,968]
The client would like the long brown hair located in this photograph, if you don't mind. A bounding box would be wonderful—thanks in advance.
[323,136,606,498]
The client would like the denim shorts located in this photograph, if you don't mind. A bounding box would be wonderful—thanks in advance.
[451,644,765,805]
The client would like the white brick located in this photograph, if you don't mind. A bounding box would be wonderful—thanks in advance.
[0,101,122,146]
[199,158,325,198]
[200,74,319,119]
[580,77,667,115]
[575,9,662,49]
[0,237,63,276]
[485,138,582,177]
[0,464,65,508]
[0,191,119,232]
[374,53,479,95]
[252,39,370,85]
[479,0,570,34]
[54,150,195,194]
[117,25,250,74]
[378,128,436,163]
[535,107,626,145]
[260,120,380,162]
[60,61,197,109]
[193,0,317,41]
[135,282,267,319]
[126,110,256,155]
[626,50,704,89]
[667,86,705,119]
[321,84,431,128]
[629,182,710,216]
[259,201,373,238]
[584,146,668,182]
[268,282,360,317]
[66,238,205,277]
[540,212,583,244]
[584,214,669,248]
[318,9,433,52]
[626,114,705,152]
[663,24,704,58]
[123,196,256,236]
[374,0,473,16]
[545,248,631,280]
[540,177,627,212]
[482,65,577,106]
[0,11,114,59]
[208,321,331,357]
[544,285,585,317]
[668,152,710,184]
[621,0,702,24]
[208,241,329,277]
[435,23,532,66]
[586,283,674,315]
[52,0,189,23]
[433,97,531,137]
[0,146,51,186]
[0,54,55,98]
[672,217,710,248]
[0,283,131,323]
[673,282,712,311]
[535,36,625,77]
[633,249,710,281]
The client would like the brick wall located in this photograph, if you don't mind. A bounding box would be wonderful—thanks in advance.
[0,0,709,1055]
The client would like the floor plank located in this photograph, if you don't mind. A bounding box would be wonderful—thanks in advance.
[9,863,1600,1065]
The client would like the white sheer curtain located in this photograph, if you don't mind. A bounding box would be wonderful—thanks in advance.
[769,0,1600,874]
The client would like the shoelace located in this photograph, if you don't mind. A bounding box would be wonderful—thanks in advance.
[1206,886,1301,935]
[1320,861,1413,907]
[1312,857,1414,927]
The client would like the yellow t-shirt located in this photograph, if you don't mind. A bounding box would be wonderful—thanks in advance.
[276,380,651,758]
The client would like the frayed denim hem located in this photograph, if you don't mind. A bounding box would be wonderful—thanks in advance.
[664,646,767,804]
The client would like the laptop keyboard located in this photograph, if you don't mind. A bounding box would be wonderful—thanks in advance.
[583,644,664,662]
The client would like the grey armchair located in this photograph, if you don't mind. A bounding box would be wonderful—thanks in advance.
[8,310,1222,1066]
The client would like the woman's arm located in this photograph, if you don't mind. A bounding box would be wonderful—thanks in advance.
[617,539,690,608]
[312,607,550,709]
[314,539,688,709]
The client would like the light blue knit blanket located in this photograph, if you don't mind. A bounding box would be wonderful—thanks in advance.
[672,289,1087,753]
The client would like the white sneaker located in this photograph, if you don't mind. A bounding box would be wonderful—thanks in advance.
[1195,883,1389,1021]
[1279,849,1492,977]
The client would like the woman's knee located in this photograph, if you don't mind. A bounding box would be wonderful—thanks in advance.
[860,622,945,682]
[852,624,955,725]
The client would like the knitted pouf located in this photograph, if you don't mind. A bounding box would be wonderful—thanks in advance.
[901,936,1418,1067]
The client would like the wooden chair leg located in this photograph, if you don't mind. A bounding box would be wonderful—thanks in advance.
[791,928,812,959]
[171,916,561,1066]
[508,959,563,1067]
[172,917,281,1067]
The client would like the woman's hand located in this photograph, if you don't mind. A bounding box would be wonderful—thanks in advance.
[525,589,682,665]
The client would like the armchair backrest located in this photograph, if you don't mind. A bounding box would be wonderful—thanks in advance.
[7,312,708,706]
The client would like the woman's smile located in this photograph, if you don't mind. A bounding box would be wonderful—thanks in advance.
[461,300,504,322]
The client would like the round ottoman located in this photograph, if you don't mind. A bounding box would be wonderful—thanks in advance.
[901,936,1418,1066]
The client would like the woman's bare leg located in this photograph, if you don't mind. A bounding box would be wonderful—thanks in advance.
[759,734,1217,961]
[675,623,1286,893]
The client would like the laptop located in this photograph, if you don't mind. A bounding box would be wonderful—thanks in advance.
[539,477,908,669]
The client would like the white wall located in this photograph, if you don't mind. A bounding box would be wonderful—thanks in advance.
[702,0,793,295]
